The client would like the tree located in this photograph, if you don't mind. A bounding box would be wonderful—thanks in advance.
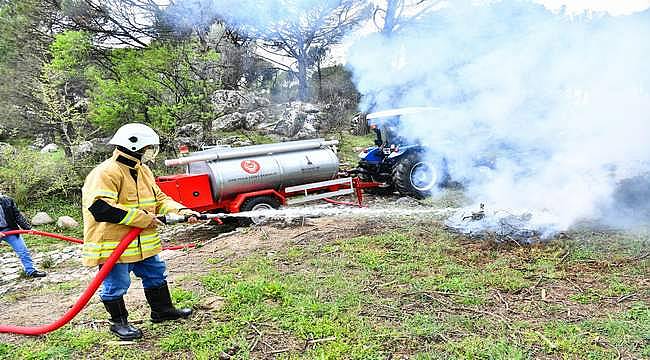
[39,30,95,157]
[250,0,371,101]
[52,0,167,48]
[86,41,222,146]
[372,0,441,36]
[0,0,61,134]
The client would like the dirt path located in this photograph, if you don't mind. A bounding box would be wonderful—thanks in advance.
[0,216,379,344]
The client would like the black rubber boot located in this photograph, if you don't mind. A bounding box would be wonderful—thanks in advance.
[102,298,143,341]
[144,282,193,323]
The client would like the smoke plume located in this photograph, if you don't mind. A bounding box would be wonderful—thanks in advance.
[346,1,650,235]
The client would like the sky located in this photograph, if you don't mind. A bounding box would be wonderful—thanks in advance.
[537,0,650,15]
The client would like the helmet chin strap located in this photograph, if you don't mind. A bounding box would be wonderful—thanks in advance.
[116,146,143,160]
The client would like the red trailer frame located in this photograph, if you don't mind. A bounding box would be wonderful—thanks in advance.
[156,173,381,215]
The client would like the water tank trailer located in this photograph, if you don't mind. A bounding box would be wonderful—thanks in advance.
[156,139,380,224]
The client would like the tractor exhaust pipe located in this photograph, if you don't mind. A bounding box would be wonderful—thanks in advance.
[165,139,339,167]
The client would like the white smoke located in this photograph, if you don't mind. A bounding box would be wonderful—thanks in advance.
[346,1,650,234]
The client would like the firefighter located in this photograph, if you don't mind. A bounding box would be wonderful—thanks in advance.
[82,123,199,340]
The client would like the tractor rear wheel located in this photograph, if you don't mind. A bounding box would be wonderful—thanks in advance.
[392,154,445,199]
[238,196,282,226]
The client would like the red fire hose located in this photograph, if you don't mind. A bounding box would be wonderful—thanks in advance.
[0,229,196,251]
[0,228,195,335]
[0,228,142,335]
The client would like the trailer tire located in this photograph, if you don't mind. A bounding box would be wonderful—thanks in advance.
[392,154,445,199]
[238,196,282,226]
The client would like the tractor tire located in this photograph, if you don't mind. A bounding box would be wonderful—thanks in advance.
[238,196,282,226]
[392,154,446,199]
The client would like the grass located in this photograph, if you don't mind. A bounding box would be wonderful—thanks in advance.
[0,220,647,359]
[333,133,375,165]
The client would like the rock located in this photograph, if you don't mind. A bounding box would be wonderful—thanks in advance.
[2,273,20,282]
[56,216,79,229]
[211,90,270,114]
[0,142,15,156]
[178,122,203,138]
[294,118,319,139]
[1,265,20,275]
[267,102,327,139]
[303,103,320,113]
[32,134,48,149]
[396,197,419,207]
[72,137,112,161]
[32,212,55,225]
[200,296,225,311]
[213,112,245,132]
[242,111,265,130]
[40,143,58,153]
[211,135,252,147]
[274,110,305,138]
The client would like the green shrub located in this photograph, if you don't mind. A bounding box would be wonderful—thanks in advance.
[0,146,82,206]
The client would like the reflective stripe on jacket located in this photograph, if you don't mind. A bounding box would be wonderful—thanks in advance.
[81,149,186,267]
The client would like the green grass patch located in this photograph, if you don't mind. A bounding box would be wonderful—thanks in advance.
[2,221,647,359]
[2,327,109,360]
[333,133,375,165]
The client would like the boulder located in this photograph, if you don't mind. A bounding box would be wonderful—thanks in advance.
[178,122,203,138]
[0,142,15,156]
[213,112,245,132]
[294,121,319,139]
[72,138,113,161]
[302,103,320,114]
[214,135,252,147]
[211,90,270,114]
[272,102,323,138]
[32,134,48,149]
[40,143,58,153]
[242,111,266,130]
[31,212,55,226]
[56,216,79,229]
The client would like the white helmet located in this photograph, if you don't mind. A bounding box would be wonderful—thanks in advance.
[109,123,160,152]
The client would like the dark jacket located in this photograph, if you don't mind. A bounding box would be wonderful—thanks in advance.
[0,195,31,230]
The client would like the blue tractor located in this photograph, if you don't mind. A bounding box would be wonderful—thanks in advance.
[354,108,449,199]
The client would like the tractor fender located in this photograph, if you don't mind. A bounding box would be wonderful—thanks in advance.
[359,146,383,162]
[387,144,428,159]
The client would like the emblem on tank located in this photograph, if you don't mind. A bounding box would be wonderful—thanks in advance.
[241,160,261,174]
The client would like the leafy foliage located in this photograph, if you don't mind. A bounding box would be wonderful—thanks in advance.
[87,43,219,135]
[0,146,82,206]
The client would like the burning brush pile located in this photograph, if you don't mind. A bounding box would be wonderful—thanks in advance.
[444,204,563,245]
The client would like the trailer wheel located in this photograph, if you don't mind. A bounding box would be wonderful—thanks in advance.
[392,154,446,199]
[238,196,282,226]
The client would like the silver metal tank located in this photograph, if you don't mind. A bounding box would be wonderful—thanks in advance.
[176,139,340,202]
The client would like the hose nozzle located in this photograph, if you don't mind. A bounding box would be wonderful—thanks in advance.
[157,213,226,225]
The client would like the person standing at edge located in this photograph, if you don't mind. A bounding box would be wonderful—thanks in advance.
[82,123,199,340]
[0,194,47,278]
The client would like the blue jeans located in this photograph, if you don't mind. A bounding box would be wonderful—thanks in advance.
[99,255,167,301]
[2,234,36,275]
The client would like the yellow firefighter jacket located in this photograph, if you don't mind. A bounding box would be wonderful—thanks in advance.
[81,149,187,266]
